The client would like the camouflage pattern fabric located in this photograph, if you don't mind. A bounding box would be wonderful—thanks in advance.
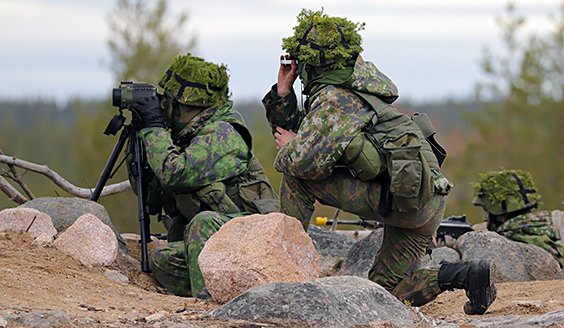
[267,84,374,181]
[495,210,564,268]
[280,171,446,305]
[150,211,246,298]
[138,100,271,298]
[139,101,251,192]
[263,55,440,181]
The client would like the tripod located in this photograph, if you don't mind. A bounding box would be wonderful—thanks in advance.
[90,112,152,272]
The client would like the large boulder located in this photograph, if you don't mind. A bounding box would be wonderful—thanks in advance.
[456,230,563,282]
[19,197,131,259]
[209,276,421,328]
[199,213,319,304]
[337,228,383,278]
[0,208,57,239]
[53,214,118,267]
[307,225,357,276]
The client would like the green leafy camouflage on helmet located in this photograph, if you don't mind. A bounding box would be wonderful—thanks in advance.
[158,53,230,109]
[471,169,542,215]
[282,8,365,70]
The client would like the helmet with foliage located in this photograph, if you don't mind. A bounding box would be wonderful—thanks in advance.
[158,53,229,109]
[282,8,364,70]
[472,169,541,215]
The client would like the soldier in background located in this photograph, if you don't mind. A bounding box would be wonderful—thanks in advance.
[262,8,496,315]
[129,54,279,299]
[473,169,564,268]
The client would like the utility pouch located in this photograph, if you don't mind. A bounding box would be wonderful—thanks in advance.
[238,180,280,214]
[383,132,433,212]
[172,192,201,220]
[196,182,241,214]
[340,132,387,181]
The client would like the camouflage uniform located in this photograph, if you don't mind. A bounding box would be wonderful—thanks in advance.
[263,54,452,306]
[138,101,249,298]
[494,211,564,268]
[473,169,564,268]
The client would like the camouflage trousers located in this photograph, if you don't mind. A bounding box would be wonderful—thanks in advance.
[280,170,445,306]
[149,211,241,299]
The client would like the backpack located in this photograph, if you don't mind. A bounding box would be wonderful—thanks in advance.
[339,91,447,215]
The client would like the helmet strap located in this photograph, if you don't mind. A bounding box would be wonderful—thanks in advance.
[297,23,350,67]
[162,69,226,101]
[511,172,536,206]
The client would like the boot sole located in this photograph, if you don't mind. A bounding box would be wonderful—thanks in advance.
[464,259,497,315]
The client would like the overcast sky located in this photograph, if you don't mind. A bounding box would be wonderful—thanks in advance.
[0,0,562,105]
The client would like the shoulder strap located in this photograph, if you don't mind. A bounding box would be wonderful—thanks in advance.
[351,90,390,114]
[229,122,253,151]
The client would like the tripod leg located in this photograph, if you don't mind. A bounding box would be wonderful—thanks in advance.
[90,128,130,202]
[131,130,152,273]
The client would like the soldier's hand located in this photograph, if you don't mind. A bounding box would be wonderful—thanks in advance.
[132,95,166,129]
[277,55,298,97]
[274,126,297,150]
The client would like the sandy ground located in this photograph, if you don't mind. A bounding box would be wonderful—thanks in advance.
[1,229,564,327]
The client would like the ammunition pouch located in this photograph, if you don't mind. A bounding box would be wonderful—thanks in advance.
[383,132,433,213]
[238,179,280,214]
[196,182,241,214]
[339,91,445,214]
[159,155,280,237]
[339,131,387,182]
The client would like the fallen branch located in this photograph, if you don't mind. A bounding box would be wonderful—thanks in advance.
[0,148,34,199]
[0,175,28,204]
[0,154,131,201]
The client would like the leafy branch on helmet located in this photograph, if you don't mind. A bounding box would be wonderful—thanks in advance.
[282,8,365,70]
[157,53,230,109]
[472,168,542,207]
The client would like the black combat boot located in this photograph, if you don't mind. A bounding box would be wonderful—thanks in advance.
[438,259,497,315]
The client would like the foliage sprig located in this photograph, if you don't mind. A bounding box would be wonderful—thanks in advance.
[472,168,542,206]
[282,8,365,69]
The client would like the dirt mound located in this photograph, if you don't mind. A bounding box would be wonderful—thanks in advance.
[1,229,564,327]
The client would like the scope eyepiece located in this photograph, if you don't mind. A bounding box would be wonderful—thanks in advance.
[112,88,122,108]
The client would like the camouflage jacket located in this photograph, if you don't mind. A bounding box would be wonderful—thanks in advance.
[262,55,439,181]
[495,210,564,268]
[139,101,251,193]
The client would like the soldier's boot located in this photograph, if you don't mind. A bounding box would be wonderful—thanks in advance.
[438,259,497,315]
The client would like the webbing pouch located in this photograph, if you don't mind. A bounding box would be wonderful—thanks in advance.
[340,131,387,181]
[172,192,201,221]
[196,182,240,214]
[238,180,280,214]
[383,132,433,212]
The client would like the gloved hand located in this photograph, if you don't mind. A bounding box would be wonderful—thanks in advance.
[132,95,166,129]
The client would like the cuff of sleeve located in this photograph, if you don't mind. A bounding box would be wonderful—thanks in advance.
[139,126,167,138]
[263,84,296,106]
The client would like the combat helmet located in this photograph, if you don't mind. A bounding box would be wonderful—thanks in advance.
[158,53,229,110]
[472,169,541,215]
[282,8,364,70]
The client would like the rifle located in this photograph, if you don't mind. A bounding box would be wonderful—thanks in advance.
[315,211,474,245]
[315,216,384,230]
[435,214,474,245]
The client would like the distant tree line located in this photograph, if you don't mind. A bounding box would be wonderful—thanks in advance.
[2,1,564,233]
